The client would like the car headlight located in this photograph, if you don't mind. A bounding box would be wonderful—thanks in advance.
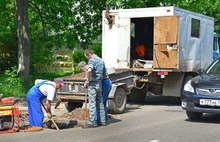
[184,80,194,93]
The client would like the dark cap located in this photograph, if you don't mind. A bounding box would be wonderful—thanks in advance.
[54,78,64,86]
[78,61,87,69]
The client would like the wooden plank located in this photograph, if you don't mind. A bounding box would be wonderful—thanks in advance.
[132,68,153,72]
[153,44,177,69]
[154,16,179,44]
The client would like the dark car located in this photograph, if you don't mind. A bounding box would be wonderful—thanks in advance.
[181,57,220,120]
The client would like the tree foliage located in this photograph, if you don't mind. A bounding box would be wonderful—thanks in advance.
[1,0,220,77]
[0,0,18,73]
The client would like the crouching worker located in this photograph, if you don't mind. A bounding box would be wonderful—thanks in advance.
[26,78,64,131]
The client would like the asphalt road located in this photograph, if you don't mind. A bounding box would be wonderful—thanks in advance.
[1,96,220,142]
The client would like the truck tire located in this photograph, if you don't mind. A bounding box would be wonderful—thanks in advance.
[65,102,83,112]
[108,87,127,114]
[129,88,146,103]
[186,111,203,120]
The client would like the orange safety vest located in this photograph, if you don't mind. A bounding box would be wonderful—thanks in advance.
[136,44,145,57]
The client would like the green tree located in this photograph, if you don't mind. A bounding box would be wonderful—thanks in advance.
[0,1,18,73]
[1,0,220,87]
[15,0,30,87]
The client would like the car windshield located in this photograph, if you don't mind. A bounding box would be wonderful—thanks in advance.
[206,59,220,74]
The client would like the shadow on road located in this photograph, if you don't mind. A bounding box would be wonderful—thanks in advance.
[184,113,220,124]
[122,96,182,115]
[127,96,180,106]
[107,116,122,126]
[44,115,122,130]
[144,96,181,106]
[45,119,79,129]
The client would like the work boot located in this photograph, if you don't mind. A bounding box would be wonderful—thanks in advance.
[101,123,107,126]
[81,124,96,129]
[20,126,43,132]
[94,122,101,127]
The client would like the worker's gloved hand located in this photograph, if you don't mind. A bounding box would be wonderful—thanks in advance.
[47,113,52,119]
[84,81,89,88]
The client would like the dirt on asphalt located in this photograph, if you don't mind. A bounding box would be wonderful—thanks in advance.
[19,108,90,130]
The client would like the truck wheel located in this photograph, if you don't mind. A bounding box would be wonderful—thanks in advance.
[65,102,83,112]
[129,88,146,103]
[186,111,203,120]
[127,95,132,102]
[108,87,127,114]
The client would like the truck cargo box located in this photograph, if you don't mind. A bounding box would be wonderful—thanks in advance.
[102,6,214,72]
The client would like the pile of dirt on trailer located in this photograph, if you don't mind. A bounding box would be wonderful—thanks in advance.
[61,72,85,80]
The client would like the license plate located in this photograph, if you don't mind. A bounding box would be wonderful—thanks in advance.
[200,99,220,106]
[0,110,12,116]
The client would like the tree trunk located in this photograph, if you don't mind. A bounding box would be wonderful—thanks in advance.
[15,0,30,87]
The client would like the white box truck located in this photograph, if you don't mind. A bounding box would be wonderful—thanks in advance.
[102,6,219,103]
[56,6,220,114]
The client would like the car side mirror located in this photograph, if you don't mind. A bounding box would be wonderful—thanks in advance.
[197,68,205,75]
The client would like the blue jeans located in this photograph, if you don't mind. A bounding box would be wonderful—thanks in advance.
[95,78,112,123]
[88,81,106,125]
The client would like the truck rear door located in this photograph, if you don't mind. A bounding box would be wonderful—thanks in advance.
[102,16,130,69]
[153,16,179,69]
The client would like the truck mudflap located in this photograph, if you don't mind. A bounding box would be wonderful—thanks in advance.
[163,72,185,97]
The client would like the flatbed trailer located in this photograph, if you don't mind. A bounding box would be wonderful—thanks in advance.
[57,69,133,114]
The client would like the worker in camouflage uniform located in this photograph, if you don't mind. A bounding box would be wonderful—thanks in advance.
[81,48,107,128]
[78,60,112,126]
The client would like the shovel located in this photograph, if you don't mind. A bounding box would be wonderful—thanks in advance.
[84,87,88,125]
[54,98,63,109]
[40,101,59,130]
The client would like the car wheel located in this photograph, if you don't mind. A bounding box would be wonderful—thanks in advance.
[186,111,203,120]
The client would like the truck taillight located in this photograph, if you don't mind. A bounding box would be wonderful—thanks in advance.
[158,71,168,78]
[167,9,171,12]
[158,71,168,75]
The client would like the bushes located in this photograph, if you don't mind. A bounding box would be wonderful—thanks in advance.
[0,44,102,98]
[0,66,73,98]
[72,50,87,64]
[71,44,102,74]
[90,44,102,58]
[0,66,25,98]
[72,44,102,64]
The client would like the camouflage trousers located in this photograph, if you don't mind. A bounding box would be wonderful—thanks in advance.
[88,81,106,125]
